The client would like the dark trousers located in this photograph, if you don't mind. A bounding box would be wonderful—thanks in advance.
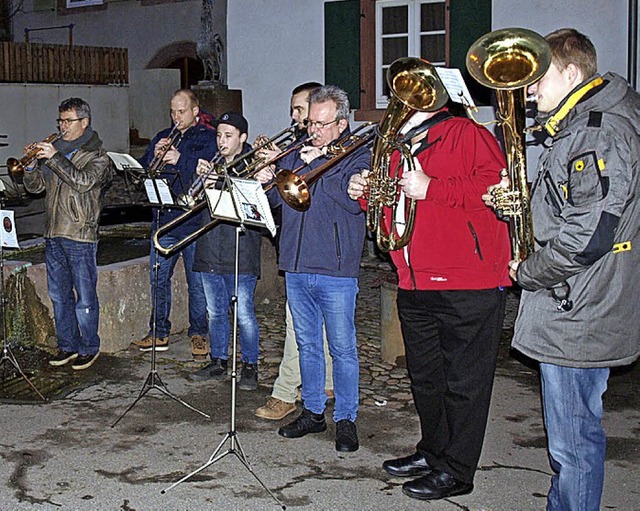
[396,287,506,483]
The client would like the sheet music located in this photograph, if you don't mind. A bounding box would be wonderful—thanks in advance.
[435,67,477,110]
[107,152,144,171]
[144,178,175,205]
[1,209,20,248]
[205,177,276,237]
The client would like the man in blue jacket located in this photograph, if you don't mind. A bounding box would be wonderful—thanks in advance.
[131,89,217,359]
[256,85,370,452]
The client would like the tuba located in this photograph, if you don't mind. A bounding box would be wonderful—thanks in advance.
[367,57,449,252]
[466,27,551,261]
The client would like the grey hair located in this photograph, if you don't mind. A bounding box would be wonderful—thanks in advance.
[308,85,350,121]
[59,97,91,124]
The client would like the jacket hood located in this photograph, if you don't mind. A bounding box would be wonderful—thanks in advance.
[535,72,630,136]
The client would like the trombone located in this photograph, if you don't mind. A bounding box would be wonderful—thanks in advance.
[6,132,64,184]
[153,126,310,256]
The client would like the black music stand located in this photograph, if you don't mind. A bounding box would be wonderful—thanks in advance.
[112,176,210,427]
[0,194,46,401]
[162,172,284,509]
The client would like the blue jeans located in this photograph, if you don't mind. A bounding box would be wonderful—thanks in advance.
[200,273,259,364]
[540,363,610,511]
[149,234,207,338]
[45,237,100,356]
[285,272,359,422]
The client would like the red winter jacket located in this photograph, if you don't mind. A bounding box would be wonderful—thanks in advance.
[379,116,511,291]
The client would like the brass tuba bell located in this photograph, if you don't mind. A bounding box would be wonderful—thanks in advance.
[367,57,449,252]
[466,27,551,261]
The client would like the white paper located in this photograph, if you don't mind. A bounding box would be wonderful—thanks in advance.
[435,67,477,110]
[107,152,144,172]
[205,177,276,237]
[1,210,20,248]
[144,178,174,205]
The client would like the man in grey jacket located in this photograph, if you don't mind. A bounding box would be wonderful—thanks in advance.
[500,29,640,510]
[23,97,111,370]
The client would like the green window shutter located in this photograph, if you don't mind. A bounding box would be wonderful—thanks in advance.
[449,0,492,105]
[325,0,361,109]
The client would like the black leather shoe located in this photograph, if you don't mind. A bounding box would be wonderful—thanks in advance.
[189,358,228,381]
[402,470,473,500]
[278,408,327,438]
[335,419,359,452]
[383,452,431,477]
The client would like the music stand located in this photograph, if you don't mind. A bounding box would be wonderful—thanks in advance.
[162,172,284,509]
[112,175,210,427]
[0,196,46,401]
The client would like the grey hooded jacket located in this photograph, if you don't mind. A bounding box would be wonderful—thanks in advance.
[512,72,640,368]
[23,130,111,243]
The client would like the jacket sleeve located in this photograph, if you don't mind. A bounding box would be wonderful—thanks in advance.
[321,145,371,215]
[425,122,507,211]
[46,150,111,193]
[518,123,635,290]
[22,165,45,194]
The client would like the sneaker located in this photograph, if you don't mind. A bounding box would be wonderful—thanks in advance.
[255,397,297,420]
[71,352,100,371]
[335,419,359,452]
[278,408,327,439]
[238,363,258,391]
[49,350,78,367]
[190,335,209,361]
[189,358,228,381]
[130,335,169,352]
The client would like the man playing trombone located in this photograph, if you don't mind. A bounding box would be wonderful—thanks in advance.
[130,89,216,359]
[255,85,370,452]
[187,112,264,390]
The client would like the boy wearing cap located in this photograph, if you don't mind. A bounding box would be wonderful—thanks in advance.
[189,112,264,390]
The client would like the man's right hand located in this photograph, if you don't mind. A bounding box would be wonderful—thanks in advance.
[347,170,369,200]
[482,168,510,208]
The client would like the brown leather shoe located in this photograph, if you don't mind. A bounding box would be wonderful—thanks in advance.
[255,397,297,420]
[131,335,169,352]
[190,335,209,361]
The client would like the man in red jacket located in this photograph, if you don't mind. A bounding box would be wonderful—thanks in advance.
[348,108,511,500]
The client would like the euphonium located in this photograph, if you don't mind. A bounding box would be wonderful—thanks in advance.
[466,27,551,261]
[367,57,449,252]
[6,132,63,184]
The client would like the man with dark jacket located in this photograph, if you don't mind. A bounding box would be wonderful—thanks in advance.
[131,89,216,360]
[189,112,263,391]
[256,85,370,452]
[349,104,511,499]
[497,29,640,511]
[23,97,112,370]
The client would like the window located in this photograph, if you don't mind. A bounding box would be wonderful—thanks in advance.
[66,0,103,7]
[375,0,446,107]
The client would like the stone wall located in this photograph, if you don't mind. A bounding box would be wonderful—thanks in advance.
[5,236,283,354]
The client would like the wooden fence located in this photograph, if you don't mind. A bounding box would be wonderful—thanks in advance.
[0,42,128,85]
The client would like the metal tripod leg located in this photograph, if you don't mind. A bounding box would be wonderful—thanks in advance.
[162,225,285,509]
[112,208,210,427]
[0,345,46,401]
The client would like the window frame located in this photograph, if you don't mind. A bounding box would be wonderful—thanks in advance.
[357,0,450,121]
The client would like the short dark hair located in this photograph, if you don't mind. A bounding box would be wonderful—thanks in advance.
[545,28,597,79]
[172,89,200,108]
[291,81,322,97]
[308,85,350,121]
[59,97,91,124]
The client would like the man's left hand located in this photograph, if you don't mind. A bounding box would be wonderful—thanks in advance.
[35,142,58,160]
[508,259,520,281]
[398,157,430,200]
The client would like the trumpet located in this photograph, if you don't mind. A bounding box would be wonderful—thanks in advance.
[6,132,64,184]
[147,123,183,177]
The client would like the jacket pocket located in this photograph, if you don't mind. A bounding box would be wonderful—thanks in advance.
[467,221,483,261]
[68,196,80,223]
[333,223,342,271]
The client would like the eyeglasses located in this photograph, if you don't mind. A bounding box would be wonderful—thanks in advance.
[56,118,84,126]
[306,118,339,130]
